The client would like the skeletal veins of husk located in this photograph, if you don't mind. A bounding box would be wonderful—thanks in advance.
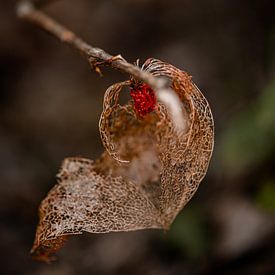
[31,58,214,262]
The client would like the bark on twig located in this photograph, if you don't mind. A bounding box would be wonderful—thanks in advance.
[16,0,186,131]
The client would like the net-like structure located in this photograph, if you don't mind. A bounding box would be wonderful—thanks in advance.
[31,59,214,262]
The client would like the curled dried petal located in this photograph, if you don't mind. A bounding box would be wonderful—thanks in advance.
[99,81,131,163]
[31,157,162,261]
[144,59,214,223]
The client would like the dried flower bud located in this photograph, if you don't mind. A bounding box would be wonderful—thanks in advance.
[30,58,214,262]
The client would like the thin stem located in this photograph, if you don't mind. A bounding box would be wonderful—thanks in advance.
[16,0,186,131]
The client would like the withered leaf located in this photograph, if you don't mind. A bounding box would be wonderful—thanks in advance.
[31,59,214,261]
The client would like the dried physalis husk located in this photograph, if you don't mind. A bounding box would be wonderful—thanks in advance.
[31,58,214,262]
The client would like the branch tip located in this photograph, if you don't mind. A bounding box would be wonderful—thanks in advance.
[17,1,34,18]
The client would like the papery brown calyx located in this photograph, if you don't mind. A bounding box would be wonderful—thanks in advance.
[31,58,214,262]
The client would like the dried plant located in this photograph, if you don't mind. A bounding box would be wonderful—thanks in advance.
[16,1,214,262]
[30,58,214,261]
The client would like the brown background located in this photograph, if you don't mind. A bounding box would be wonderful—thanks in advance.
[0,0,275,274]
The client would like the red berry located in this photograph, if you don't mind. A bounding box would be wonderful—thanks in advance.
[130,83,156,117]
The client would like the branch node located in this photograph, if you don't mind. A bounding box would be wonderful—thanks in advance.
[89,55,126,77]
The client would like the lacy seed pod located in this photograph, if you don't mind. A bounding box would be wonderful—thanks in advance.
[30,58,214,262]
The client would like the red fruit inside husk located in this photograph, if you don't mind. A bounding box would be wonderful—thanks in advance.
[130,83,156,117]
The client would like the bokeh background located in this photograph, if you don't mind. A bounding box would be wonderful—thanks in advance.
[1,0,275,274]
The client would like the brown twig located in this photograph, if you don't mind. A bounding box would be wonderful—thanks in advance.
[16,0,186,131]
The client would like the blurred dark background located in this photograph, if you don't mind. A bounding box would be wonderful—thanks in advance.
[1,0,275,274]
